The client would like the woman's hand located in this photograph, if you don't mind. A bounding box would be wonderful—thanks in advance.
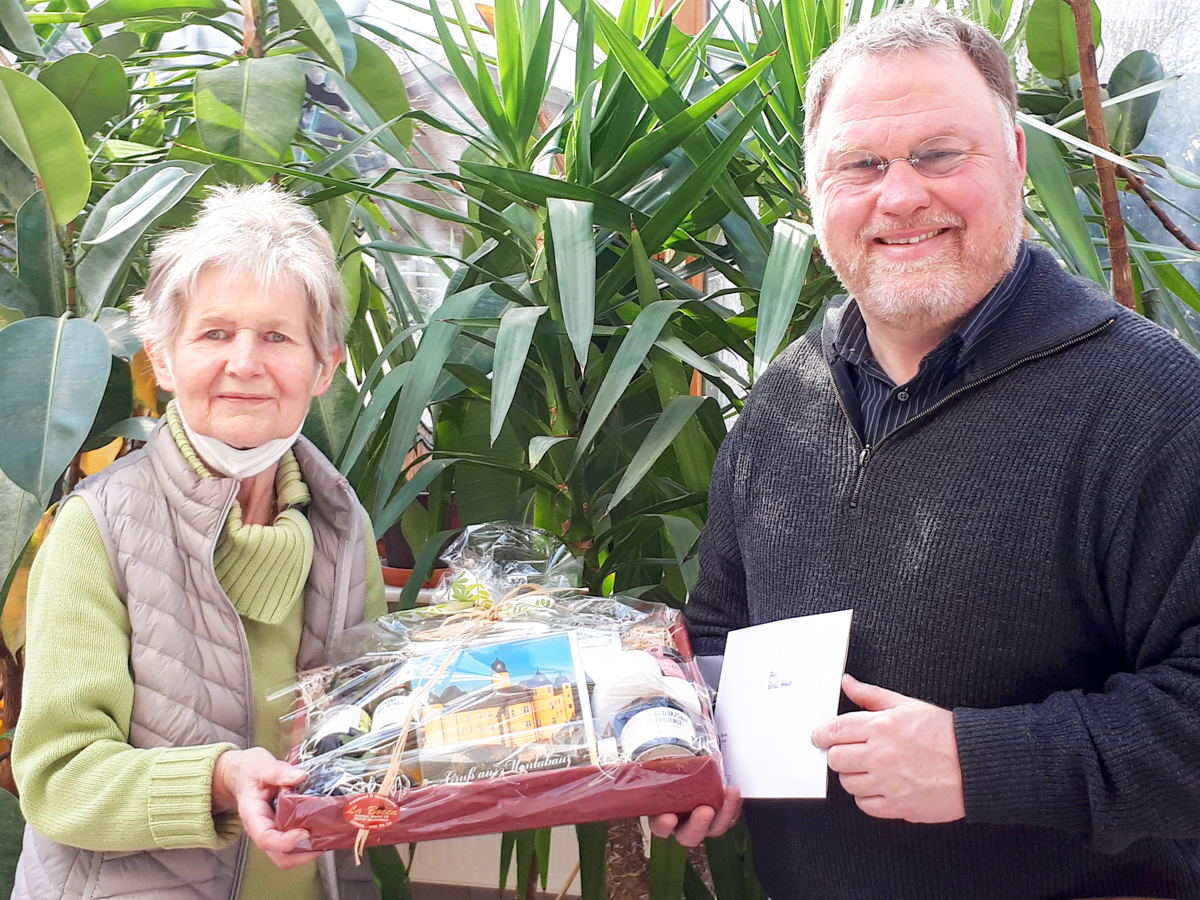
[212,748,325,869]
[647,786,743,847]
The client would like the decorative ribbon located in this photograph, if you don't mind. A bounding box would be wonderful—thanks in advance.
[351,584,581,863]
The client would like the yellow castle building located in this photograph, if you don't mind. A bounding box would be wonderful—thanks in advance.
[421,658,579,749]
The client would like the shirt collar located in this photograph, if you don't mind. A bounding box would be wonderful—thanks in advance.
[833,241,1034,371]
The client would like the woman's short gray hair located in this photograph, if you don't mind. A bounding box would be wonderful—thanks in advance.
[131,183,346,362]
[804,8,1019,157]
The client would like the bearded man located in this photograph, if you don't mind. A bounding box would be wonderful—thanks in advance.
[652,8,1200,899]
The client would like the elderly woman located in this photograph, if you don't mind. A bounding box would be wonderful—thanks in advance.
[11,184,385,900]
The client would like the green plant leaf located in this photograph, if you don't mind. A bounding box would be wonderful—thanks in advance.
[0,315,112,500]
[81,356,133,451]
[38,53,129,139]
[194,56,305,181]
[0,463,41,610]
[303,366,358,461]
[648,835,688,900]
[1108,50,1165,156]
[100,415,157,441]
[576,822,609,900]
[515,830,538,900]
[0,265,37,318]
[459,162,643,233]
[347,35,413,147]
[338,360,411,474]
[372,287,483,526]
[753,219,815,381]
[367,845,414,900]
[0,781,25,898]
[500,831,518,893]
[0,139,35,214]
[515,0,555,147]
[76,161,209,314]
[607,395,705,514]
[593,53,774,197]
[596,94,771,306]
[1023,125,1106,286]
[0,0,41,58]
[0,68,91,225]
[534,828,552,891]
[80,0,225,25]
[16,191,66,317]
[491,305,547,444]
[1025,0,1100,81]
[96,307,142,359]
[548,198,595,370]
[90,30,141,59]
[288,0,356,73]
[1167,163,1200,190]
[529,435,571,468]
[571,299,684,469]
[593,9,771,252]
[397,524,459,609]
[683,863,714,900]
[705,821,767,900]
[1017,111,1148,173]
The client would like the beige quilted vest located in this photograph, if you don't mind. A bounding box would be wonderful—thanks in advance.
[13,423,379,900]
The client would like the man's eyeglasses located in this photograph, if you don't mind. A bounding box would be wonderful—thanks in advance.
[826,139,974,188]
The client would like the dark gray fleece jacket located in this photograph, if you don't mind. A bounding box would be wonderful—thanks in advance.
[687,244,1200,900]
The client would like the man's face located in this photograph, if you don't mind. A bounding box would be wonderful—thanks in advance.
[809,48,1027,331]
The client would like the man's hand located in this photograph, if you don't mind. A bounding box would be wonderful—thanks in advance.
[810,674,965,824]
[648,786,743,847]
[212,748,325,869]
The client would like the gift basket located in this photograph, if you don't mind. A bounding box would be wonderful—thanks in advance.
[273,523,725,857]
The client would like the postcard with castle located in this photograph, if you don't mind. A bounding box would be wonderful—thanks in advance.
[412,632,599,784]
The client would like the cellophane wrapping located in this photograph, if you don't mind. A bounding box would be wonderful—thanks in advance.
[274,523,725,849]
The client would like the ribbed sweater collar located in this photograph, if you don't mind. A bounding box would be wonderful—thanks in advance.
[165,401,314,626]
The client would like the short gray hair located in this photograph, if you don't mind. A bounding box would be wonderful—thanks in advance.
[804,8,1018,155]
[131,183,346,362]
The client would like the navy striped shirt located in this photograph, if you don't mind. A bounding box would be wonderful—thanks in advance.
[831,242,1034,447]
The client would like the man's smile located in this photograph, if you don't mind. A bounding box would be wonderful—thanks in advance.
[875,228,951,245]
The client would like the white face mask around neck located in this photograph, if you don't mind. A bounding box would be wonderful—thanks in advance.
[170,365,322,481]
[176,404,305,480]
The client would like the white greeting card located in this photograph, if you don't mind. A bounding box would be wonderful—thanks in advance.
[715,609,853,798]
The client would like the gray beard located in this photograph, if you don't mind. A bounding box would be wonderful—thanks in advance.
[814,203,1025,332]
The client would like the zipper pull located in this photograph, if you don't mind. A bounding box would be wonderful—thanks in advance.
[857,445,872,467]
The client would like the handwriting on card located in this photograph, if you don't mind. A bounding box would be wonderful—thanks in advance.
[766,670,793,691]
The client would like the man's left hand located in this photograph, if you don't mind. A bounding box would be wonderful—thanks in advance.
[810,674,966,824]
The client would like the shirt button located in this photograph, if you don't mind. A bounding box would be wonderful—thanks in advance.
[897,390,910,401]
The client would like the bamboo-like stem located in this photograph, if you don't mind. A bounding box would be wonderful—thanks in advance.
[240,0,262,57]
[1067,0,1137,310]
[1118,166,1200,253]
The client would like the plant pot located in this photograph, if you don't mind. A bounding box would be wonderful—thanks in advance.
[379,493,461,568]
[375,552,449,590]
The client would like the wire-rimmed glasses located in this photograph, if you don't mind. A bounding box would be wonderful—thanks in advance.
[826,138,975,188]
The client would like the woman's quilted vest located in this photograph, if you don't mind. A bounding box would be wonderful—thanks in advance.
[12,423,379,900]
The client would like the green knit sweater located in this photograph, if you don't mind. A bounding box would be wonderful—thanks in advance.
[13,412,386,899]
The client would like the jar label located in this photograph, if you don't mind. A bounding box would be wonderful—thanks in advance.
[619,707,695,759]
[372,695,414,733]
[312,704,370,742]
[343,794,400,830]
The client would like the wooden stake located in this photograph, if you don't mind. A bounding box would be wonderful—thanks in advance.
[240,0,262,58]
[1067,0,1137,310]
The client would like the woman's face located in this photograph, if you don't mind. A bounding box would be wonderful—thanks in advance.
[148,266,339,449]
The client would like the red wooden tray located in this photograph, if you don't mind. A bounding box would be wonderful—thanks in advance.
[276,753,724,849]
